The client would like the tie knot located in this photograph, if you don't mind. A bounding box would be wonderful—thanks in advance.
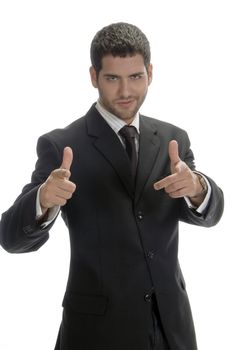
[119,125,137,140]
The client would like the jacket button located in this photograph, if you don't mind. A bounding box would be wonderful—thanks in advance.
[144,293,152,302]
[147,251,155,260]
[137,211,143,220]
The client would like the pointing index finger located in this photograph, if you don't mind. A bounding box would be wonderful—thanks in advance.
[154,173,178,190]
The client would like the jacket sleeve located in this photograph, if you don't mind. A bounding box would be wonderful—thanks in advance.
[178,132,224,227]
[0,135,61,253]
[180,174,224,227]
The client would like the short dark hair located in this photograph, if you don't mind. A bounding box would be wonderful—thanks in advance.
[90,22,151,75]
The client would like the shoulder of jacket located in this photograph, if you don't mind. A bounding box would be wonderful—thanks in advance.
[140,114,187,135]
[39,115,86,143]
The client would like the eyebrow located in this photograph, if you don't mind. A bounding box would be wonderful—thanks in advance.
[103,72,145,78]
[129,72,145,76]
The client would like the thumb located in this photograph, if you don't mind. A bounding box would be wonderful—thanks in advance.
[60,147,73,170]
[169,140,180,167]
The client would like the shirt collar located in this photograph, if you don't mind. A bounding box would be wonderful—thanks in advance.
[95,100,140,134]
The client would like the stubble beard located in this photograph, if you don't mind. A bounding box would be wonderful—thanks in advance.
[99,93,147,123]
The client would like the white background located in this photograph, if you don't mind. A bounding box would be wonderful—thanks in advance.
[0,0,232,349]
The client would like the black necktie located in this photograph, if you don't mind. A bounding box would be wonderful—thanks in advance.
[119,125,138,179]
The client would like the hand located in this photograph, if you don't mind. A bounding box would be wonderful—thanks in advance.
[40,147,76,213]
[153,140,204,201]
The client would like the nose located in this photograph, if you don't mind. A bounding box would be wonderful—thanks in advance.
[118,78,130,98]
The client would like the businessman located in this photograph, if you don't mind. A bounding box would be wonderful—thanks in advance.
[0,22,224,350]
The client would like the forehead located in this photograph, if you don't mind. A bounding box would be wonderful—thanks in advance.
[100,54,146,75]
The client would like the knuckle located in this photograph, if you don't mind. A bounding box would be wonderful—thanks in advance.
[46,175,55,186]
[66,192,72,199]
[60,199,67,206]
[66,170,71,178]
[51,169,58,177]
[67,182,76,193]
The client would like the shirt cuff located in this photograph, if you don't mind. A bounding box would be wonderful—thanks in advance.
[184,173,211,214]
[36,186,60,228]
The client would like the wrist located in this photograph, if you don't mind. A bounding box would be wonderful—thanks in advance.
[189,174,208,206]
[40,205,49,215]
[193,174,208,198]
[39,183,51,213]
[36,206,49,224]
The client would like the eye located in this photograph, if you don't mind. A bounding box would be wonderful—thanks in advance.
[105,75,118,81]
[130,74,143,80]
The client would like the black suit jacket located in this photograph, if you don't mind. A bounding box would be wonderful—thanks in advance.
[0,104,224,350]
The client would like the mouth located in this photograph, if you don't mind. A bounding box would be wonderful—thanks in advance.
[116,99,135,108]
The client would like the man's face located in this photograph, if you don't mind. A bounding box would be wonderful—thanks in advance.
[90,54,153,124]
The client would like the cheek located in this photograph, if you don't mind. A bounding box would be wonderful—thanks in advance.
[99,83,116,96]
[100,85,118,100]
[137,84,148,97]
[132,79,148,93]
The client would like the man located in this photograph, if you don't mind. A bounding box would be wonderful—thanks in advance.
[0,22,224,350]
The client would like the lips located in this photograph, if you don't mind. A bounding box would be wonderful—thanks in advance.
[116,99,135,107]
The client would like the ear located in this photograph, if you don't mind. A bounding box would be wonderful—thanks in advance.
[147,63,153,85]
[89,66,98,88]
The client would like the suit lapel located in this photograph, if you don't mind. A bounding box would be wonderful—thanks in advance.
[135,116,160,203]
[86,106,135,197]
[85,106,161,200]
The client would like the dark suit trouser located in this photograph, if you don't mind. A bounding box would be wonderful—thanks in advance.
[149,294,170,350]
